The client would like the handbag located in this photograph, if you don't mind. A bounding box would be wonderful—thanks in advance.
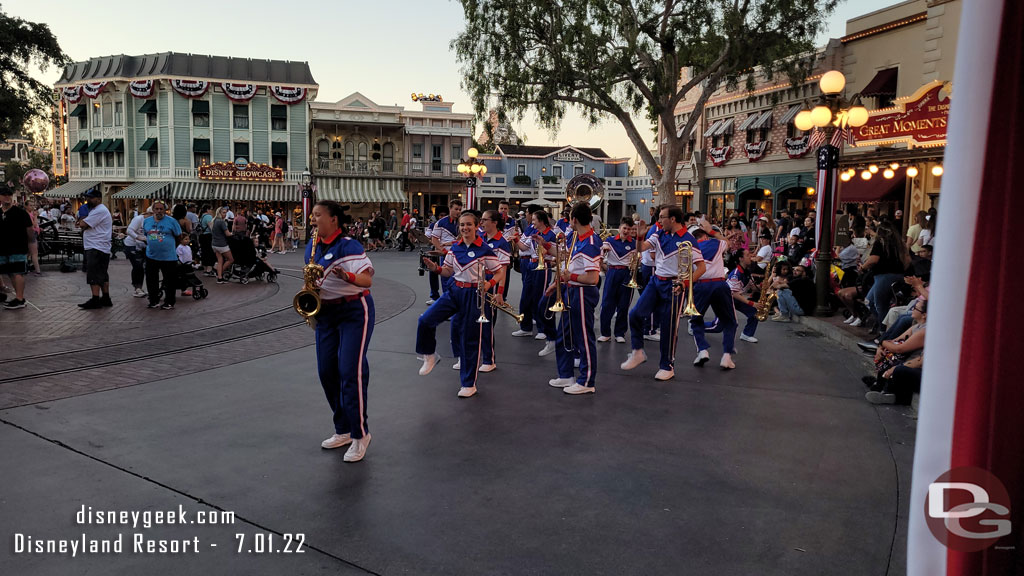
[874,339,907,372]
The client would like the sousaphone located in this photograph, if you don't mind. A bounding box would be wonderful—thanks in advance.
[564,173,605,211]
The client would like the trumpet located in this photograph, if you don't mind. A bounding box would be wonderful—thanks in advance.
[534,236,547,270]
[548,235,566,313]
[625,249,641,289]
[476,260,490,324]
[487,293,524,322]
[294,230,324,328]
[673,241,701,318]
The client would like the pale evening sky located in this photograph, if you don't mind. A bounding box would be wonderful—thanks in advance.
[10,0,896,164]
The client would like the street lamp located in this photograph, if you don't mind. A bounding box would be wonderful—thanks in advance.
[301,168,313,243]
[457,147,487,210]
[792,69,870,316]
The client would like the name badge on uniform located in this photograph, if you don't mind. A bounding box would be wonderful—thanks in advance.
[468,251,475,257]
[324,253,333,260]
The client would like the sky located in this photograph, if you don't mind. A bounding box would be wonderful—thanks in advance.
[10,0,897,163]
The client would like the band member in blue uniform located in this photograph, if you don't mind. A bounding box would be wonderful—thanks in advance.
[511,214,539,338]
[621,206,706,380]
[417,212,503,398]
[705,248,762,343]
[531,211,559,356]
[499,200,518,300]
[428,199,462,303]
[638,214,661,341]
[425,219,440,303]
[555,209,572,236]
[547,203,602,394]
[688,223,739,369]
[479,210,511,372]
[598,217,637,343]
[309,201,375,462]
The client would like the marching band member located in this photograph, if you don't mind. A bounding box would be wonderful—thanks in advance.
[555,209,572,236]
[417,212,502,398]
[511,211,539,338]
[428,199,462,303]
[547,203,602,394]
[310,201,375,462]
[705,247,762,343]
[425,219,440,304]
[479,210,511,372]
[621,206,706,381]
[638,212,661,341]
[498,200,518,300]
[531,210,560,356]
[598,217,637,343]
[688,223,739,369]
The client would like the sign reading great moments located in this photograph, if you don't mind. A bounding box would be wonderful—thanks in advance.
[854,81,950,148]
[198,161,284,182]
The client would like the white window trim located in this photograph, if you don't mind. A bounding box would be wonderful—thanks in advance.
[517,164,526,176]
[551,163,563,178]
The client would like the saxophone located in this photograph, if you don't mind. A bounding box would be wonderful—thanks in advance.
[293,231,324,327]
[755,257,778,322]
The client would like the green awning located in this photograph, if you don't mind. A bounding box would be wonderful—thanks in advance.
[70,104,87,118]
[319,178,406,203]
[111,181,173,200]
[192,100,209,114]
[138,100,157,114]
[206,183,295,202]
[85,140,103,152]
[271,142,288,155]
[94,139,114,153]
[109,139,124,152]
[71,140,89,152]
[140,138,158,151]
[41,180,100,199]
[270,105,287,119]
[193,139,211,153]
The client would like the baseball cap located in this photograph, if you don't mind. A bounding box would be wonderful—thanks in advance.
[789,228,800,236]
[84,189,102,198]
[687,225,701,235]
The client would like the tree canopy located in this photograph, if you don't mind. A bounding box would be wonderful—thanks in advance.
[0,6,69,140]
[453,0,839,194]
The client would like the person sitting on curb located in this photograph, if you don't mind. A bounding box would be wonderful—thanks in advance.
[864,300,927,405]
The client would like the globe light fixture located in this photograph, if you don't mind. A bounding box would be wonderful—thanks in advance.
[883,168,895,179]
[932,165,944,176]
[807,187,816,196]
[889,162,900,170]
[840,172,852,182]
[794,110,814,131]
[467,147,479,159]
[861,170,872,180]
[869,164,879,174]
[763,189,771,197]
[906,166,920,178]
[819,70,846,95]
[847,106,869,127]
[810,106,833,128]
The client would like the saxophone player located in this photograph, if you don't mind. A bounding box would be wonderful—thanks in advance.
[308,201,376,462]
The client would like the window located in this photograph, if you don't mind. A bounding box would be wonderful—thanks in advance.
[452,145,462,162]
[194,111,210,127]
[786,123,800,139]
[233,142,249,163]
[116,152,124,168]
[723,132,732,147]
[712,135,719,148]
[412,143,423,159]
[272,154,287,170]
[114,102,123,126]
[431,144,442,171]
[92,104,101,127]
[80,152,89,168]
[746,129,756,144]
[358,142,368,171]
[272,142,287,170]
[574,165,584,176]
[78,114,88,129]
[552,165,562,178]
[383,142,395,172]
[102,102,112,126]
[233,105,249,129]
[147,112,157,127]
[317,140,330,169]
[105,151,114,167]
[496,177,505,184]
[148,149,159,168]
[194,152,210,168]
[432,120,443,127]
[271,105,287,131]
[517,164,526,176]
[345,141,355,170]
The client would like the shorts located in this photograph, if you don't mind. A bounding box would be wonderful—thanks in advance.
[213,245,231,254]
[84,249,111,285]
[0,254,29,276]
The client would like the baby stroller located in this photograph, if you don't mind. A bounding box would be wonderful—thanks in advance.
[175,263,209,300]
[227,234,279,284]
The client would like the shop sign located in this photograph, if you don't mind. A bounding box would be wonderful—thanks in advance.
[52,100,67,176]
[854,81,950,147]
[554,151,582,162]
[198,161,283,182]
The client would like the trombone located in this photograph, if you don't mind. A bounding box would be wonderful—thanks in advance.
[487,293,524,322]
[548,235,566,313]
[476,260,490,324]
[672,241,701,319]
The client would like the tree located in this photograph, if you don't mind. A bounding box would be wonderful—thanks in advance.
[453,0,838,196]
[0,6,69,140]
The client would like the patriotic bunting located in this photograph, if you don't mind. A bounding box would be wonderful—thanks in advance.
[81,82,107,99]
[785,135,811,158]
[744,141,769,162]
[271,86,307,105]
[62,86,83,104]
[172,79,211,98]
[222,83,258,103]
[708,146,732,167]
[129,80,154,99]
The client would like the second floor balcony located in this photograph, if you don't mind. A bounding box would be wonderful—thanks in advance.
[314,158,463,179]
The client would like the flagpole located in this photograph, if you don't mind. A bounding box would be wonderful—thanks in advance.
[814,141,839,316]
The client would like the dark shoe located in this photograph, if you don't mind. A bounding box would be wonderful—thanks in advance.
[868,380,886,393]
[857,341,879,354]
[0,293,7,303]
[861,375,877,387]
[79,297,103,310]
[3,298,26,310]
[100,296,113,307]
[147,302,161,309]
[865,391,896,404]
[217,278,227,284]
[161,303,174,310]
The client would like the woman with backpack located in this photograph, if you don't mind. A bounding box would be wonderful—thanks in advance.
[272,212,287,254]
[198,205,216,276]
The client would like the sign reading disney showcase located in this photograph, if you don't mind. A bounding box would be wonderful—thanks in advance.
[198,161,283,182]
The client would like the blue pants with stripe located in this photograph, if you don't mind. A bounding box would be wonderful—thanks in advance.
[706,300,758,337]
[555,285,599,387]
[689,281,738,354]
[315,295,375,440]
[637,264,657,335]
[428,270,440,299]
[628,277,683,371]
[480,288,498,365]
[535,266,558,340]
[518,258,537,331]
[416,286,486,388]
[600,267,634,338]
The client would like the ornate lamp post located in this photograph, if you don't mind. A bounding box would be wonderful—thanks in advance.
[457,147,488,210]
[792,70,869,316]
[301,168,313,242]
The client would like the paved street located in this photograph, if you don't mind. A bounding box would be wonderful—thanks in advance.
[0,250,916,575]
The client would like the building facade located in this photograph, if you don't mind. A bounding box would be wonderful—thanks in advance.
[401,98,475,219]
[50,52,317,210]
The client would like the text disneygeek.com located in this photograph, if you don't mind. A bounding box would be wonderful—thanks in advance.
[10,505,306,557]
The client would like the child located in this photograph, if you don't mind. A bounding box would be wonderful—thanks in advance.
[177,236,194,296]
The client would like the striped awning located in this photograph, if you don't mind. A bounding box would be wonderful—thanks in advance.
[111,181,172,199]
[206,183,297,203]
[319,178,406,203]
[41,180,100,199]
[171,181,212,200]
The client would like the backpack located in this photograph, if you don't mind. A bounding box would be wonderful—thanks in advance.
[280,219,289,234]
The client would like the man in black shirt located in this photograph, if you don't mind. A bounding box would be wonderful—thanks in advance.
[0,186,34,309]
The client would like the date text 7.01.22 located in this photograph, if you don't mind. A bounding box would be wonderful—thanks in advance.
[235,533,305,554]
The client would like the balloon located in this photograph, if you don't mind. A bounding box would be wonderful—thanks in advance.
[22,169,50,193]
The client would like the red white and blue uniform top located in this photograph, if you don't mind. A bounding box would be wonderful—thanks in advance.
[306,230,373,299]
[555,218,572,236]
[503,217,519,242]
[566,229,603,287]
[641,223,660,267]
[696,236,728,280]
[443,236,501,284]
[532,226,558,264]
[518,223,538,259]
[484,232,512,267]
[649,227,704,278]
[601,235,637,267]
[727,264,753,294]
[429,215,459,247]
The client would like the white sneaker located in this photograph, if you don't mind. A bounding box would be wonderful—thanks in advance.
[132,288,147,298]
[573,358,580,368]
[597,335,611,342]
[720,353,736,370]
[687,325,694,335]
[654,369,674,381]
[615,336,626,343]
[343,434,370,462]
[452,360,461,370]
[418,353,439,376]
[512,329,533,337]
[425,298,436,305]
[643,333,661,342]
[549,377,574,388]
[739,334,758,343]
[843,315,857,324]
[321,433,352,449]
[693,349,710,367]
[538,342,556,357]
[563,384,595,395]
[479,363,496,373]
[850,317,863,327]
[457,386,477,398]
[534,332,548,340]
[620,349,647,370]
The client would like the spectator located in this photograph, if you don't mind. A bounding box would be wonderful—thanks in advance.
[177,235,194,297]
[197,205,216,277]
[124,206,152,297]
[48,202,61,223]
[387,209,398,235]
[143,201,182,310]
[77,190,113,309]
[860,223,911,332]
[211,207,233,284]
[0,185,33,309]
[865,300,927,405]
[271,212,287,254]
[906,210,927,254]
[60,205,76,231]
[185,204,200,230]
[798,216,816,255]
[769,262,814,322]
[24,196,42,276]
[753,233,774,271]
[774,209,792,243]
[232,208,248,239]
[784,229,804,265]
[399,208,414,251]
[173,203,193,238]
[918,209,937,249]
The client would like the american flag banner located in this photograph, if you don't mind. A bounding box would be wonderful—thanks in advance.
[464,177,477,210]
[808,128,826,149]
[830,127,855,148]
